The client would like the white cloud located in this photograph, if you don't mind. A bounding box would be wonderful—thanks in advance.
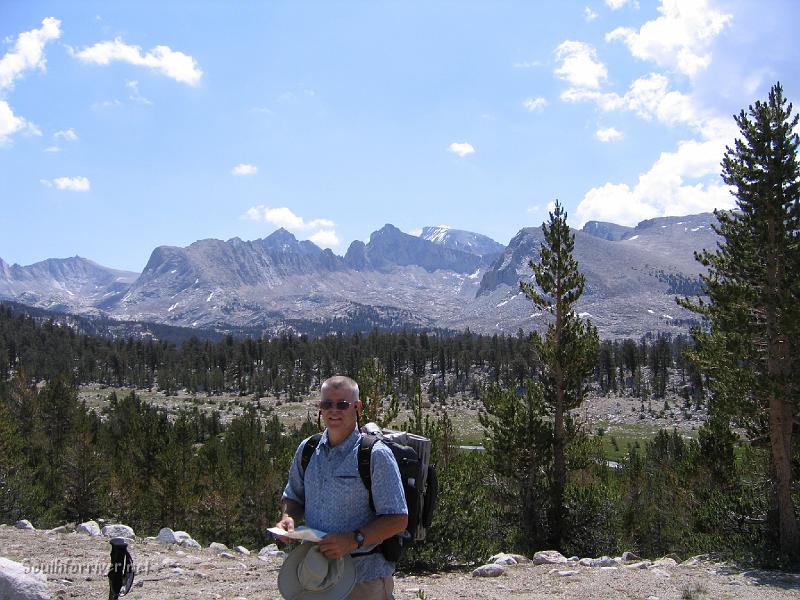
[448,142,475,157]
[244,206,338,246]
[42,176,91,192]
[73,38,203,86]
[596,127,623,142]
[92,99,122,109]
[0,100,31,143]
[54,128,78,141]
[243,205,335,230]
[0,18,60,144]
[584,7,598,22]
[606,0,732,77]
[562,73,700,129]
[309,229,340,248]
[523,97,547,112]
[44,146,61,152]
[409,227,423,236]
[125,80,152,105]
[605,0,634,9]
[513,60,542,69]
[554,40,607,89]
[0,17,61,91]
[576,119,737,226]
[232,163,258,176]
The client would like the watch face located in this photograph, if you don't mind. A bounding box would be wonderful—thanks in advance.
[355,530,365,545]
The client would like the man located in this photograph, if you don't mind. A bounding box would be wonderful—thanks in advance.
[276,375,408,600]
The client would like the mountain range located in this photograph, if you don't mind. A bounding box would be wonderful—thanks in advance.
[0,214,720,338]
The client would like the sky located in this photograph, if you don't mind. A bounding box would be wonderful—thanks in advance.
[1,0,798,273]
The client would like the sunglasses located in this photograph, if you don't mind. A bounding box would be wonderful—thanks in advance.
[319,400,353,411]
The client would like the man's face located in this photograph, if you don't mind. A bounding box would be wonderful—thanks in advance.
[320,387,360,437]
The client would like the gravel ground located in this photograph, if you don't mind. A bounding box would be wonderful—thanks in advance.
[2,525,799,600]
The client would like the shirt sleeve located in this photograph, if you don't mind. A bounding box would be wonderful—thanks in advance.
[369,441,408,516]
[281,437,308,505]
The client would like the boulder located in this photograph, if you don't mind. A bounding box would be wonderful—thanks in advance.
[625,561,652,570]
[258,544,278,556]
[621,551,641,562]
[489,553,517,566]
[232,546,250,556]
[76,521,101,536]
[102,524,135,539]
[45,525,70,535]
[209,542,228,554]
[472,564,505,577]
[156,528,179,544]
[14,520,34,531]
[532,550,568,565]
[652,558,677,568]
[558,570,580,577]
[663,553,681,562]
[0,556,49,599]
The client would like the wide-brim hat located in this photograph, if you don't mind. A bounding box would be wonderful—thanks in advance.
[278,543,356,600]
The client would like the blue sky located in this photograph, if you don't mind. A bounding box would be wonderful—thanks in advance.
[1,0,797,272]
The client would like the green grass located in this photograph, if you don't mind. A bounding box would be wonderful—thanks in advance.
[595,421,700,462]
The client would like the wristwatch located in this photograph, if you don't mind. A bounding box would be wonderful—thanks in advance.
[353,529,365,549]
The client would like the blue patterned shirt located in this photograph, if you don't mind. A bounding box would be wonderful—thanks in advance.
[282,427,408,582]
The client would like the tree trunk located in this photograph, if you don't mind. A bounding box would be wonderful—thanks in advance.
[551,393,565,549]
[769,390,799,557]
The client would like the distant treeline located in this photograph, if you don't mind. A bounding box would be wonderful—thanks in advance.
[0,304,704,401]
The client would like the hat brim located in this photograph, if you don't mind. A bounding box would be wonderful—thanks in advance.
[278,543,356,600]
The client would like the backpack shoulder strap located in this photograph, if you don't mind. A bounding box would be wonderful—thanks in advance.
[358,433,378,511]
[300,433,323,477]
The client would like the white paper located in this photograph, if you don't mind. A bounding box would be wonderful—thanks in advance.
[267,526,327,542]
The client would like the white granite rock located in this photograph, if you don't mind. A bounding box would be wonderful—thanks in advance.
[472,564,505,577]
[258,544,278,556]
[102,524,135,539]
[233,546,250,555]
[14,520,34,531]
[172,531,201,548]
[45,525,69,535]
[76,521,101,537]
[209,542,229,554]
[0,557,49,599]
[156,528,179,544]
[652,558,677,568]
[489,553,518,566]
[532,550,568,565]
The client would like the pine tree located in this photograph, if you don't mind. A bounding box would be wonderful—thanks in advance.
[679,82,800,558]
[520,200,599,548]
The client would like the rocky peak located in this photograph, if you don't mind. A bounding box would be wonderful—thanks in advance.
[582,221,633,242]
[420,225,505,258]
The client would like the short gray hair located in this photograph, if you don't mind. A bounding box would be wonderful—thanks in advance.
[320,375,359,403]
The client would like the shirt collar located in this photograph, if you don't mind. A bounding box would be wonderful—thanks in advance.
[320,426,360,449]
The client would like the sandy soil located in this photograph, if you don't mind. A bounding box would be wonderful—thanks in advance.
[2,525,799,600]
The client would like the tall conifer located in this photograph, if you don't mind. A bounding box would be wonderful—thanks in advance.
[521,200,599,548]
[680,82,800,558]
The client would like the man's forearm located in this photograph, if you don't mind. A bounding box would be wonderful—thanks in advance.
[360,513,408,547]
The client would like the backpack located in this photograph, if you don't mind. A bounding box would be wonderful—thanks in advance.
[300,422,438,561]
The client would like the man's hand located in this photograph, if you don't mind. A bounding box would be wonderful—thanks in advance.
[318,532,356,560]
[274,515,295,543]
